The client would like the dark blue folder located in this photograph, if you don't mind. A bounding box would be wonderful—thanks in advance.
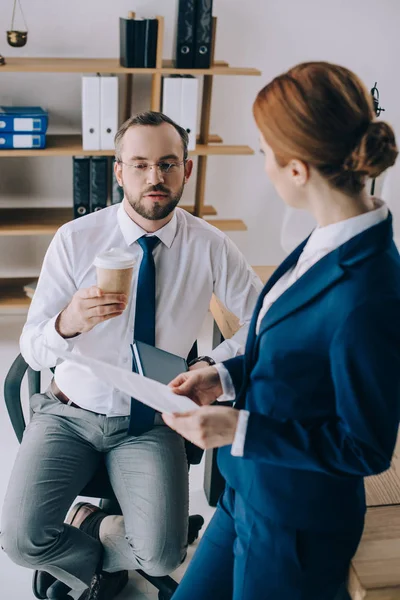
[131,340,188,385]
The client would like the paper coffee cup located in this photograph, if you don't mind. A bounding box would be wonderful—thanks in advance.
[93,248,135,296]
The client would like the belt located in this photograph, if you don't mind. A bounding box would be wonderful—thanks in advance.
[51,379,81,409]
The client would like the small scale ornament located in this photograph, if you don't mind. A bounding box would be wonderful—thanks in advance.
[7,0,28,48]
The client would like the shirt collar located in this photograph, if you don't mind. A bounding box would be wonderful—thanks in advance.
[117,202,178,249]
[300,199,388,260]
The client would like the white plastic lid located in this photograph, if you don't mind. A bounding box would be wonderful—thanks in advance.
[93,248,135,270]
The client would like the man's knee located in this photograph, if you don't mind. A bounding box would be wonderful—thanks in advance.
[1,520,59,568]
[134,543,186,577]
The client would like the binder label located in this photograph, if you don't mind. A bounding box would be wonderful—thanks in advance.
[14,118,34,131]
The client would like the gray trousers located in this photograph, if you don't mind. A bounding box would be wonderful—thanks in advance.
[0,388,189,593]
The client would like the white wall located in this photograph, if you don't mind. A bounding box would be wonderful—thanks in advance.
[2,0,400,276]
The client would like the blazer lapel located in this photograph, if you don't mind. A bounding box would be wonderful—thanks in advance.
[235,213,394,408]
[243,236,311,376]
[257,213,394,338]
[258,251,345,337]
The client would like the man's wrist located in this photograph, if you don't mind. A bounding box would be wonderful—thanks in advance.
[188,355,216,368]
[55,309,80,339]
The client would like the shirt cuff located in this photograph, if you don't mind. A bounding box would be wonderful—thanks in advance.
[215,363,236,402]
[42,314,77,362]
[231,410,250,457]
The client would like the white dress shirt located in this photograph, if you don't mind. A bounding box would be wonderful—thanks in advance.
[20,203,263,416]
[218,200,389,456]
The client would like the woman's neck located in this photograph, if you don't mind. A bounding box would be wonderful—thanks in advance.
[307,186,376,228]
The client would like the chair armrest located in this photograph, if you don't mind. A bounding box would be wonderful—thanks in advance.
[4,354,30,443]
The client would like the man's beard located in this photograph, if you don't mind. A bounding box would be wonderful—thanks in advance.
[123,181,185,221]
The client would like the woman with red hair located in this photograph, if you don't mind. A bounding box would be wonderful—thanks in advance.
[164,62,400,600]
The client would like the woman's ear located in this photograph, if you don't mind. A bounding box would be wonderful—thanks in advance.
[289,159,309,186]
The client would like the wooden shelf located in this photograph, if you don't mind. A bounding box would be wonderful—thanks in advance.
[205,219,247,231]
[0,206,218,236]
[0,134,253,157]
[183,205,217,216]
[0,208,73,235]
[0,57,261,77]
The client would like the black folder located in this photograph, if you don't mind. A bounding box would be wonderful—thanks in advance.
[90,157,108,212]
[111,159,124,205]
[194,0,213,69]
[131,340,188,385]
[120,17,158,68]
[134,18,158,68]
[176,0,197,69]
[73,156,91,219]
[120,17,136,67]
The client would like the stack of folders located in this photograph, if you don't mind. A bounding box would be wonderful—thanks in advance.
[119,16,158,68]
[162,76,199,151]
[82,75,119,151]
[0,106,48,149]
[73,158,123,218]
[176,0,214,69]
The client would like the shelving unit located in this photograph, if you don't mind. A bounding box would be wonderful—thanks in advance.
[0,15,261,311]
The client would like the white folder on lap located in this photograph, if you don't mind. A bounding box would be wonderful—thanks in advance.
[50,347,199,415]
[82,75,101,151]
[100,75,119,151]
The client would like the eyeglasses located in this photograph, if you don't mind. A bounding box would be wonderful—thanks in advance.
[118,160,185,175]
[370,82,385,117]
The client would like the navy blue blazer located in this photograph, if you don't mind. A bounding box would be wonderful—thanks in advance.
[218,214,400,532]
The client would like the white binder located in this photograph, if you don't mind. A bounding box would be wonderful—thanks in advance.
[100,76,119,151]
[181,76,198,151]
[162,77,183,126]
[82,75,100,151]
[162,76,198,152]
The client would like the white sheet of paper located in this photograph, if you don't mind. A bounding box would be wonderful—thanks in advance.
[51,347,199,415]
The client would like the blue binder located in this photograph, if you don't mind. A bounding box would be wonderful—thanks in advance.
[0,133,46,149]
[0,107,48,133]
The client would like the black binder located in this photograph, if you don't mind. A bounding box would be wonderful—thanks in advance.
[90,157,108,212]
[119,17,136,67]
[194,0,213,69]
[73,156,91,219]
[120,17,158,68]
[111,159,124,204]
[144,18,158,68]
[176,0,197,69]
[134,18,158,68]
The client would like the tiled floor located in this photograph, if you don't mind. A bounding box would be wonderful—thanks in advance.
[0,312,216,599]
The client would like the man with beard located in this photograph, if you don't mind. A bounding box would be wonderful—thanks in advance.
[1,112,262,600]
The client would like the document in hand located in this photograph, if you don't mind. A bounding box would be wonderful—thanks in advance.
[53,348,199,415]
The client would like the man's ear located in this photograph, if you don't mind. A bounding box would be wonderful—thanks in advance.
[114,160,123,186]
[184,159,194,182]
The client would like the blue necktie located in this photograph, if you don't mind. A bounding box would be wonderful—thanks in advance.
[129,235,160,435]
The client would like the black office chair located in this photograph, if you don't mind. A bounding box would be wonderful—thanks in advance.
[3,352,205,600]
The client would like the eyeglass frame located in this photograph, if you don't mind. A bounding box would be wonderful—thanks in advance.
[116,158,186,175]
